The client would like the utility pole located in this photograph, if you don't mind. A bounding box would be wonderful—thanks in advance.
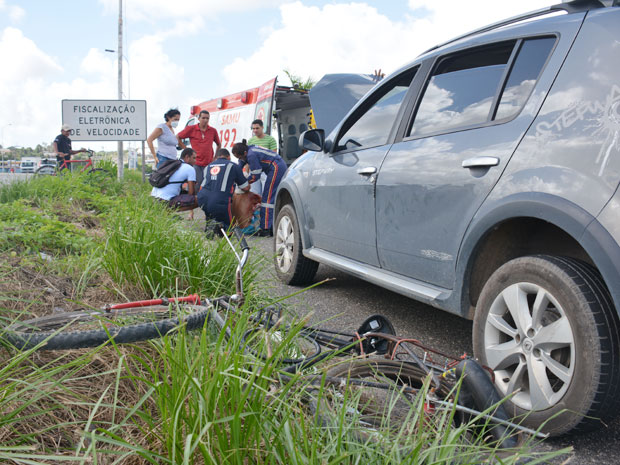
[117,0,124,180]
[1,123,11,172]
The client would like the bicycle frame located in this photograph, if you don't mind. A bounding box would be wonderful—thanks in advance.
[4,225,546,443]
[58,150,95,173]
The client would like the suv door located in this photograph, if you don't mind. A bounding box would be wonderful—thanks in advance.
[306,69,416,265]
[376,14,584,288]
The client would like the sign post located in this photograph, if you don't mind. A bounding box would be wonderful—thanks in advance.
[62,99,147,179]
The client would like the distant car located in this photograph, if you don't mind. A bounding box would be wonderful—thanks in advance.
[273,0,620,436]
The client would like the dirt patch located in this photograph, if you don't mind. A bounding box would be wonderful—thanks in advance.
[0,253,123,319]
[0,251,164,462]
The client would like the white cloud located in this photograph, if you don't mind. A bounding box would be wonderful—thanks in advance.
[81,48,115,76]
[97,0,288,21]
[222,2,403,92]
[221,1,558,93]
[0,24,186,149]
[0,1,24,22]
[0,0,565,149]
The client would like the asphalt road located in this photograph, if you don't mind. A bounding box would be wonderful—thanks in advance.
[246,234,620,465]
[0,172,30,184]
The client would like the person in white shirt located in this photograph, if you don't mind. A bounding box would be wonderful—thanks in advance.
[150,148,198,212]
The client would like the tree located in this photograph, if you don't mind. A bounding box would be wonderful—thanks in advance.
[283,69,315,90]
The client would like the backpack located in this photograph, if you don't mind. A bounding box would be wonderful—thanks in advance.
[149,159,183,188]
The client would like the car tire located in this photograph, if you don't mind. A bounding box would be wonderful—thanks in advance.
[273,204,318,285]
[473,255,620,436]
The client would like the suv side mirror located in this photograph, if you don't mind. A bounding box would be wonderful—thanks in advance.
[300,129,325,152]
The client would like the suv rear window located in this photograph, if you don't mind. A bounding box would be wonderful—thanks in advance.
[410,41,515,137]
[410,37,555,137]
[494,37,555,120]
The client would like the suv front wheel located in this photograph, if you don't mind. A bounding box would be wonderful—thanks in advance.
[473,255,620,436]
[274,204,318,285]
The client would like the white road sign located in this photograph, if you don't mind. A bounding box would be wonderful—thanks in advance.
[62,99,147,141]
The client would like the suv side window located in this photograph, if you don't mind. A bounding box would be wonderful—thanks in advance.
[410,37,555,137]
[494,37,555,120]
[410,41,515,138]
[335,69,416,151]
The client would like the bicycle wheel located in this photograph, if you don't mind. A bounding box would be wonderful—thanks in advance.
[35,165,56,176]
[2,304,213,351]
[312,358,454,430]
[242,326,321,365]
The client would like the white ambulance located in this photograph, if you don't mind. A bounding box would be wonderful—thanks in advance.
[184,77,312,165]
[184,73,384,165]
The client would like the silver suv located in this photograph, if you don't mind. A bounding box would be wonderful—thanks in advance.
[272,1,620,436]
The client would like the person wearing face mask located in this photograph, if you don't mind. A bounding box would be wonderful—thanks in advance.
[147,108,181,169]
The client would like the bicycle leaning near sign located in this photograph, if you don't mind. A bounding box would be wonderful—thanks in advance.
[34,150,109,176]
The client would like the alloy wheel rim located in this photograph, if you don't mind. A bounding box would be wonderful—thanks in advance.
[275,216,294,272]
[484,282,575,411]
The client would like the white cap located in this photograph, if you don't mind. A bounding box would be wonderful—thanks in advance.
[61,124,71,131]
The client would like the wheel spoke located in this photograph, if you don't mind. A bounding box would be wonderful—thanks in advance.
[540,351,572,384]
[487,313,518,338]
[531,288,549,329]
[285,247,293,264]
[506,359,527,395]
[486,340,521,370]
[527,356,555,409]
[502,284,532,335]
[534,316,573,349]
[275,216,295,272]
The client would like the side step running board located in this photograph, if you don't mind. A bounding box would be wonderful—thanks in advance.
[304,247,450,303]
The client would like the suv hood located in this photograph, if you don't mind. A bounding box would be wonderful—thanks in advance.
[309,73,381,135]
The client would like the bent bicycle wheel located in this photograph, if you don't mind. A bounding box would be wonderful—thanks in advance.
[2,304,212,351]
[308,358,455,438]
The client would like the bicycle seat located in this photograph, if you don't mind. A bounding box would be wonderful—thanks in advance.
[356,314,395,355]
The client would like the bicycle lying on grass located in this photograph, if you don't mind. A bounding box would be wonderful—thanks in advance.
[0,228,547,449]
[34,150,110,176]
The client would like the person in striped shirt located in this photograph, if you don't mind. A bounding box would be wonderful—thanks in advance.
[248,119,277,151]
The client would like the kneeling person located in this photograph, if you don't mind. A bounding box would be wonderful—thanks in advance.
[151,148,198,211]
[198,148,249,230]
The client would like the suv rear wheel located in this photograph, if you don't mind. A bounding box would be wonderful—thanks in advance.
[473,255,620,436]
[274,204,318,285]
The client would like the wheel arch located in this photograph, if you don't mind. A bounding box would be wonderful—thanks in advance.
[275,181,312,250]
[457,192,620,320]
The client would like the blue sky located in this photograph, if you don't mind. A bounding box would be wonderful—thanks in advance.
[0,0,556,149]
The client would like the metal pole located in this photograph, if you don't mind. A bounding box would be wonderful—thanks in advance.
[1,123,11,173]
[117,0,124,180]
[141,140,146,182]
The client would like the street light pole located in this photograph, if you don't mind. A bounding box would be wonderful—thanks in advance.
[1,123,12,173]
[117,0,124,180]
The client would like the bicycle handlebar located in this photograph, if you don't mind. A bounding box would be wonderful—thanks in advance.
[220,227,250,306]
[233,227,249,252]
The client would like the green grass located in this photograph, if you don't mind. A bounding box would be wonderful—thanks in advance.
[101,192,262,300]
[0,173,571,464]
[0,200,93,255]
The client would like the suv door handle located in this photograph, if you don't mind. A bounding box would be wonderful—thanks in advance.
[462,157,499,169]
[357,166,377,176]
